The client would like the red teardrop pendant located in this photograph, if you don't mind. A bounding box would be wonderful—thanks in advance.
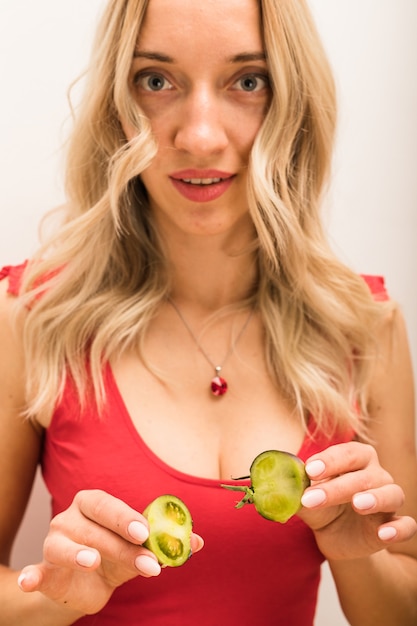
[211,375,228,396]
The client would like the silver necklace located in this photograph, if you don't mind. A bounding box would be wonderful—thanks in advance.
[169,299,254,396]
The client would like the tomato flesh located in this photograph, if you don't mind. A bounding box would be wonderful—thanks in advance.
[143,495,193,566]
[222,450,310,523]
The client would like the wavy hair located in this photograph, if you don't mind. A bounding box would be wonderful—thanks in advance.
[20,0,388,436]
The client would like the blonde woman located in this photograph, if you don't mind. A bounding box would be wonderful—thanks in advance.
[1,0,416,624]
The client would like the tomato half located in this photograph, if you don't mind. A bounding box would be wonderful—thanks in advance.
[143,495,193,566]
[222,450,310,523]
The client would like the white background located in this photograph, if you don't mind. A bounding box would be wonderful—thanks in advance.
[1,1,416,624]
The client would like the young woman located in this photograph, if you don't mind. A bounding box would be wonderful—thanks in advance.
[1,0,416,624]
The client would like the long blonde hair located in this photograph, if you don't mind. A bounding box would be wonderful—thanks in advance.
[21,0,387,435]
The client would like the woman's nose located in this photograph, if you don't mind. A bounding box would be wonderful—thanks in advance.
[173,88,228,157]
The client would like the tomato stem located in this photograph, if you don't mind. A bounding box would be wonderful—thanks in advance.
[221,484,255,508]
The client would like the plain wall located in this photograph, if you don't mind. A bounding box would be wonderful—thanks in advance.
[1,2,416,624]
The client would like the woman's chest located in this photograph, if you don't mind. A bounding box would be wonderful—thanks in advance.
[110,350,306,481]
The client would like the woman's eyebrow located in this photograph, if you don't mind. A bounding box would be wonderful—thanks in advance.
[133,50,267,64]
[133,50,174,62]
[227,52,267,63]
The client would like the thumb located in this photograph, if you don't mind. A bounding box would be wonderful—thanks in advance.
[17,565,43,592]
[190,533,204,555]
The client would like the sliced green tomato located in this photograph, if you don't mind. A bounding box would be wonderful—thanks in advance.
[143,495,192,567]
[222,450,310,524]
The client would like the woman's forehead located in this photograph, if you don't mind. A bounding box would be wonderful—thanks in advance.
[137,0,263,50]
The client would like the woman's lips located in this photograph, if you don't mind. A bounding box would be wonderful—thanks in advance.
[169,169,235,203]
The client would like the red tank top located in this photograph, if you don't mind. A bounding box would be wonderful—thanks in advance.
[1,264,388,625]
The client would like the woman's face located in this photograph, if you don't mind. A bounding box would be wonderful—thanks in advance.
[125,0,270,240]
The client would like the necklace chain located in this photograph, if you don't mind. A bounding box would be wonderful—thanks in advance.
[169,299,253,395]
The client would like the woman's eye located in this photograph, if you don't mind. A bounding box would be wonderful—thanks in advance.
[134,73,173,92]
[234,74,269,92]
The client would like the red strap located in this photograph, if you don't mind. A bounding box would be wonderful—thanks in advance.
[360,274,389,301]
[0,261,28,296]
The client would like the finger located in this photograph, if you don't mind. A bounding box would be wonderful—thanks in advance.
[377,516,417,544]
[301,465,395,509]
[352,484,405,515]
[17,546,101,595]
[302,443,394,509]
[44,528,161,580]
[305,442,382,480]
[74,490,148,542]
[72,491,202,562]
[135,554,162,577]
[17,566,43,593]
[43,533,101,571]
[73,490,150,545]
[191,533,204,555]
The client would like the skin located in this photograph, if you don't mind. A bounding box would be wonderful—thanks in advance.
[124,0,271,243]
[0,1,416,624]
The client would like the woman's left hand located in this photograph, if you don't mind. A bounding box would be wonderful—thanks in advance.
[298,441,417,560]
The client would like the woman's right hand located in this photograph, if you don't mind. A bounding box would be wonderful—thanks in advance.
[17,489,204,616]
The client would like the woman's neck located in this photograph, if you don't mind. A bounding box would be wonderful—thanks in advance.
[160,220,258,311]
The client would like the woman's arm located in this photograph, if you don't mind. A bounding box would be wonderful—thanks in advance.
[333,306,417,625]
[0,282,153,623]
[0,280,83,625]
[300,306,417,625]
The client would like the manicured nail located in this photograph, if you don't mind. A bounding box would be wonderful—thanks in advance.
[17,574,26,589]
[353,493,377,511]
[76,549,98,568]
[301,488,326,508]
[128,520,149,543]
[17,572,29,590]
[305,460,326,478]
[17,570,38,590]
[135,555,161,577]
[193,533,205,553]
[378,526,397,541]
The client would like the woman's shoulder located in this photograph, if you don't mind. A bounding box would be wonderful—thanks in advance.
[0,265,27,345]
[0,262,31,372]
[0,271,28,412]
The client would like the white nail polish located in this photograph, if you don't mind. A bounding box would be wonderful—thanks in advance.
[301,488,326,508]
[353,493,376,510]
[17,573,27,589]
[305,460,326,478]
[76,549,98,568]
[135,555,161,576]
[128,520,149,543]
[378,526,397,541]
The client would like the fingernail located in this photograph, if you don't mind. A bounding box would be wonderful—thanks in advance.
[128,520,149,543]
[353,493,377,511]
[17,572,28,590]
[193,534,205,553]
[17,570,38,590]
[301,488,326,508]
[305,460,326,478]
[135,555,161,577]
[76,549,98,568]
[378,526,397,541]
